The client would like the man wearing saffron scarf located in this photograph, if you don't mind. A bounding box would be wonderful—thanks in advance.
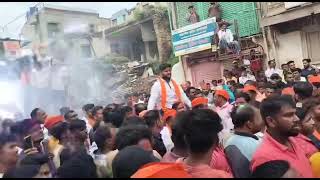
[147,63,191,111]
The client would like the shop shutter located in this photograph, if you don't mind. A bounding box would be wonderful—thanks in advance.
[190,61,222,87]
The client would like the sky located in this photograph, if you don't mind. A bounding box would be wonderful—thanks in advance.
[0,2,138,39]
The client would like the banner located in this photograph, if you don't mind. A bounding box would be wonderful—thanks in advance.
[172,17,217,56]
[3,41,21,58]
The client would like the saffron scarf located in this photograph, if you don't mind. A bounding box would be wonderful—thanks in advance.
[159,78,182,112]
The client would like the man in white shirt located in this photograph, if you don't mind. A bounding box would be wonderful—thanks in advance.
[239,69,256,85]
[265,59,283,81]
[147,63,191,111]
[217,24,241,55]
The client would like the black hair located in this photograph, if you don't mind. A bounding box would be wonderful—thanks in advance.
[93,124,112,150]
[134,103,147,116]
[30,108,40,119]
[235,92,251,102]
[64,110,75,120]
[143,110,160,128]
[92,106,103,117]
[176,109,223,154]
[188,5,194,9]
[82,104,94,112]
[302,97,320,113]
[293,82,313,100]
[260,95,296,122]
[281,63,288,67]
[291,68,302,73]
[302,58,311,63]
[265,82,276,90]
[268,59,275,65]
[3,165,42,178]
[115,125,152,150]
[122,116,146,127]
[172,101,183,111]
[121,106,133,114]
[158,63,171,72]
[284,72,294,79]
[296,107,307,121]
[112,146,159,178]
[49,121,69,141]
[103,111,124,128]
[69,119,86,132]
[0,133,16,148]
[231,105,256,128]
[59,107,70,116]
[171,117,187,150]
[287,61,295,65]
[57,150,97,178]
[20,153,49,166]
[251,160,290,178]
[186,87,196,95]
[20,118,41,136]
[270,73,281,80]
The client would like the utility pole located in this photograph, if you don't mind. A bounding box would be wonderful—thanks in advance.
[36,8,43,43]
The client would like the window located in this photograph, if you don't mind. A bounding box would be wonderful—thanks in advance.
[81,44,92,58]
[47,23,60,38]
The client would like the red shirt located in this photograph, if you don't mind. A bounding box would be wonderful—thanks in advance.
[251,132,314,178]
[295,134,318,158]
[210,146,232,174]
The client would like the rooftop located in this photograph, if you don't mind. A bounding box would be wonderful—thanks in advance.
[42,3,99,15]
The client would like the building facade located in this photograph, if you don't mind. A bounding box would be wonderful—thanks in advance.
[259,2,320,68]
[169,2,264,86]
[21,3,112,59]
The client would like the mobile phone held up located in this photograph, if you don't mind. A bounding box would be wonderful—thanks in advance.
[24,135,34,149]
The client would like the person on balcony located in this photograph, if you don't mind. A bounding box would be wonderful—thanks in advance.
[186,5,200,24]
[217,23,241,55]
[208,2,222,22]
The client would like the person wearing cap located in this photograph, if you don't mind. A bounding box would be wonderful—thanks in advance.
[213,90,234,144]
[191,97,209,109]
[147,63,191,112]
[160,109,177,153]
[265,59,283,81]
[243,85,261,108]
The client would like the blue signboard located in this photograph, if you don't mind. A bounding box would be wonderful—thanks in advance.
[172,17,216,56]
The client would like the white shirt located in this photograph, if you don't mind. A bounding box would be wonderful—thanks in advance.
[239,74,256,85]
[160,126,174,152]
[147,79,191,110]
[218,29,234,43]
[214,102,234,145]
[265,68,283,81]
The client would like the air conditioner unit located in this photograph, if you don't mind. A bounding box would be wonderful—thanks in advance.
[284,2,308,9]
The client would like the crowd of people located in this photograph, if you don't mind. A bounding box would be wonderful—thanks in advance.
[0,58,320,178]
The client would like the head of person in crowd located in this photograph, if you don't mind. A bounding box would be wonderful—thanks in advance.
[293,82,314,103]
[120,106,133,120]
[45,118,70,146]
[121,116,146,127]
[260,95,300,138]
[21,118,44,148]
[30,108,48,124]
[162,109,177,129]
[93,123,112,155]
[268,59,276,69]
[112,146,159,178]
[115,125,153,152]
[5,154,51,178]
[192,97,209,109]
[303,97,320,124]
[264,82,277,98]
[134,103,147,116]
[186,87,197,100]
[235,91,251,107]
[195,88,203,98]
[212,80,218,87]
[257,82,266,95]
[214,89,230,107]
[59,107,70,116]
[251,160,300,178]
[9,122,24,148]
[178,109,223,165]
[143,110,163,137]
[92,106,104,122]
[292,68,303,82]
[159,63,172,81]
[270,73,283,85]
[82,104,94,119]
[172,101,186,112]
[281,63,290,72]
[231,104,263,135]
[0,133,19,174]
[68,119,88,148]
[64,110,78,122]
[287,61,296,71]
[1,119,14,134]
[243,85,258,102]
[57,150,97,178]
[284,72,295,86]
[303,58,312,69]
[104,111,124,128]
[227,80,237,93]
[296,107,315,136]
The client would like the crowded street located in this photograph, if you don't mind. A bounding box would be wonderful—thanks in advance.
[0,2,319,178]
